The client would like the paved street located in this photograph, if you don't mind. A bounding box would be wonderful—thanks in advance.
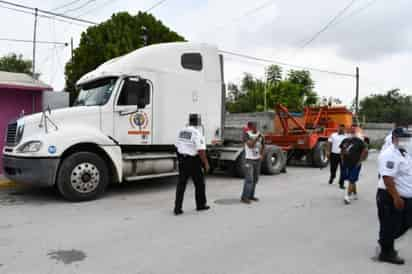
[0,152,411,274]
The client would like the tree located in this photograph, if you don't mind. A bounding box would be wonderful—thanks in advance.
[359,89,412,124]
[226,66,321,113]
[65,11,185,103]
[266,65,282,84]
[0,53,32,74]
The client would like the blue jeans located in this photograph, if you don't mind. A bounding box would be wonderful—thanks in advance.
[241,159,261,200]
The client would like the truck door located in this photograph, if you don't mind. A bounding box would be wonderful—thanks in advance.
[114,77,153,145]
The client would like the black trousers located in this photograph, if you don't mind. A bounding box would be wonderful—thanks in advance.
[377,189,412,253]
[174,154,207,210]
[329,153,343,185]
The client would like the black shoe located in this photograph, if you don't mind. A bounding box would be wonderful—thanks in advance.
[339,184,346,190]
[174,209,184,215]
[250,197,259,202]
[329,179,334,184]
[197,205,210,211]
[241,198,251,204]
[378,251,405,265]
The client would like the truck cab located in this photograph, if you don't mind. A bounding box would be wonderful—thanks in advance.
[3,42,224,201]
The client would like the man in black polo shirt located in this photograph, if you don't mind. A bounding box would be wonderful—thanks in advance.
[340,126,368,204]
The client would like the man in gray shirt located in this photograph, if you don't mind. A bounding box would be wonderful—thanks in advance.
[241,121,264,204]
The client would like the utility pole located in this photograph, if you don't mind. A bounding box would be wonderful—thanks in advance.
[32,7,38,76]
[355,66,359,116]
[264,72,268,112]
[70,37,74,61]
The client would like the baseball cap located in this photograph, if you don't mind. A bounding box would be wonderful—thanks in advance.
[392,127,411,138]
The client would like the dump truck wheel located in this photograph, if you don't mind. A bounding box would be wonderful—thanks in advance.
[232,151,246,178]
[57,152,109,202]
[312,141,329,167]
[261,145,286,175]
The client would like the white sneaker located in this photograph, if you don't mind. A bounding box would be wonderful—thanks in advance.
[344,195,351,204]
[352,194,358,200]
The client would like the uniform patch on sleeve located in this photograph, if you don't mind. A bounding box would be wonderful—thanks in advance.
[386,161,395,169]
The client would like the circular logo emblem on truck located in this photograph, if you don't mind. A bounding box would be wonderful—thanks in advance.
[130,112,148,129]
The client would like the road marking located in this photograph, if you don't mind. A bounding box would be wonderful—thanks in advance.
[0,179,18,189]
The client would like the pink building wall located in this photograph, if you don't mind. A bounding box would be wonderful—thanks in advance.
[0,89,43,174]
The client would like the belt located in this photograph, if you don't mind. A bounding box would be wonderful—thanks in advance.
[178,153,198,158]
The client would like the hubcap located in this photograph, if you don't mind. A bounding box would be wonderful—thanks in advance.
[271,155,278,167]
[70,162,100,193]
[321,148,327,162]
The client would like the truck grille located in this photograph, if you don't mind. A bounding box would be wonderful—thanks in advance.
[6,122,18,146]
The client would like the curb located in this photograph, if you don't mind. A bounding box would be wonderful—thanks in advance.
[0,179,18,189]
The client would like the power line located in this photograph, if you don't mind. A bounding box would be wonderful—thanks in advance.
[299,0,358,50]
[145,0,168,12]
[0,37,68,46]
[0,3,89,27]
[220,50,356,78]
[331,0,379,28]
[76,0,113,18]
[52,0,84,11]
[0,0,97,25]
[62,0,96,14]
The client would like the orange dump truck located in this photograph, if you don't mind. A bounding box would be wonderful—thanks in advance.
[264,104,367,167]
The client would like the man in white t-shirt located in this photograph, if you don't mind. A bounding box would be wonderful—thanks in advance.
[377,127,412,264]
[241,121,264,204]
[327,124,347,189]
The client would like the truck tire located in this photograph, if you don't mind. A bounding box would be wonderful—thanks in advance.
[56,152,109,202]
[312,141,329,168]
[261,145,286,175]
[232,151,246,178]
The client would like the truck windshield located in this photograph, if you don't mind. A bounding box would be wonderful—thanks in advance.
[74,77,118,106]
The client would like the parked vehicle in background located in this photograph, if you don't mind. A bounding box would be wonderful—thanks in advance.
[265,104,369,167]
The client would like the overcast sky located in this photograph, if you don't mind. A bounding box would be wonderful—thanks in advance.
[0,0,411,106]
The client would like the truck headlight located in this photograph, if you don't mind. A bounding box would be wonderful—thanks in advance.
[18,141,43,153]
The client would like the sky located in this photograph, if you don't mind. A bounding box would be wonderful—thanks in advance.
[0,0,411,106]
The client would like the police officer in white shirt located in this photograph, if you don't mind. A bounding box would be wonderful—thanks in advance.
[328,124,347,188]
[174,114,210,215]
[377,127,412,264]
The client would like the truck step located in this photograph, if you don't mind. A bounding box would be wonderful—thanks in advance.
[124,172,179,182]
[123,153,177,161]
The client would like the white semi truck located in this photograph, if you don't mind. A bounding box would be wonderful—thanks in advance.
[2,42,286,201]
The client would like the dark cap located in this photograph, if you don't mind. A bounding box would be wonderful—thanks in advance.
[392,127,411,138]
[189,113,201,126]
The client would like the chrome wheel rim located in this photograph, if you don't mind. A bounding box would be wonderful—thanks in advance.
[70,162,100,193]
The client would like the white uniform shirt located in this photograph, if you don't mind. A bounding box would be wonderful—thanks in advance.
[244,130,263,160]
[381,133,392,152]
[328,132,347,154]
[175,126,206,156]
[378,144,412,198]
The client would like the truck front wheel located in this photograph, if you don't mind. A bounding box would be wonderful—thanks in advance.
[57,152,109,202]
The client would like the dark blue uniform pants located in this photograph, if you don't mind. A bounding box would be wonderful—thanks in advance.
[377,189,412,253]
[175,154,207,211]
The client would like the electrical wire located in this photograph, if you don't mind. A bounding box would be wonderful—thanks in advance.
[331,0,379,28]
[52,0,84,11]
[0,3,89,27]
[61,0,96,14]
[76,0,115,18]
[0,0,97,25]
[145,0,168,12]
[0,37,68,46]
[299,0,358,50]
[220,50,356,78]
